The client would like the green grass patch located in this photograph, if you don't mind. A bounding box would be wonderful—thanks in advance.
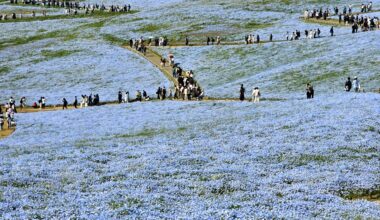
[108,200,125,210]
[41,49,79,59]
[102,34,126,45]
[0,66,10,75]
[0,30,63,50]
[114,128,166,139]
[136,23,169,32]
[242,21,273,29]
[114,126,186,139]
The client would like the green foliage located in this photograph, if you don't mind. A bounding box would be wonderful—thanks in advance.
[0,66,10,75]
[242,21,273,29]
[137,23,169,32]
[102,34,126,45]
[108,200,125,210]
[41,49,79,59]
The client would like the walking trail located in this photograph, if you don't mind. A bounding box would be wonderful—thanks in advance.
[1,8,380,140]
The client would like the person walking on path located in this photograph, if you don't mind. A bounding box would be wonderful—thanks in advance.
[73,96,78,108]
[124,91,130,103]
[185,36,189,46]
[353,76,360,92]
[240,84,245,101]
[330,26,334,36]
[118,91,123,103]
[216,36,221,45]
[0,115,3,131]
[156,87,162,100]
[20,97,26,109]
[306,83,314,99]
[252,87,261,103]
[345,77,352,91]
[62,98,68,110]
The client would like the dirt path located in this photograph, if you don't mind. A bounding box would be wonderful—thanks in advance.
[0,123,15,139]
[123,46,179,86]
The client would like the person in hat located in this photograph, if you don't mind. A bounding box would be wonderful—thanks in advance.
[353,76,360,92]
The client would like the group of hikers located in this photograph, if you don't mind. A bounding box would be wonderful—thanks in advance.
[340,15,380,32]
[205,36,222,45]
[10,0,132,12]
[304,2,374,20]
[244,34,263,44]
[4,0,132,19]
[286,28,324,40]
[129,36,169,53]
[118,90,151,103]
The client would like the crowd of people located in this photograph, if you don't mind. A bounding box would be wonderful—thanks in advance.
[244,34,261,44]
[340,15,380,32]
[171,66,204,100]
[10,0,131,12]
[304,2,374,20]
[4,0,132,20]
[129,36,169,50]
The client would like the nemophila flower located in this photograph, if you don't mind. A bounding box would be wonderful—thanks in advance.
[0,41,170,104]
[1,93,379,218]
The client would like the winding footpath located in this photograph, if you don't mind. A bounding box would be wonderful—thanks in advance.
[1,8,380,139]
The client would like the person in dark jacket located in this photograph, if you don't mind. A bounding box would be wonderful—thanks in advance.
[345,77,352,91]
[73,96,78,108]
[62,98,68,109]
[156,87,162,100]
[240,84,245,101]
[162,87,167,100]
[118,91,122,103]
[306,83,314,99]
